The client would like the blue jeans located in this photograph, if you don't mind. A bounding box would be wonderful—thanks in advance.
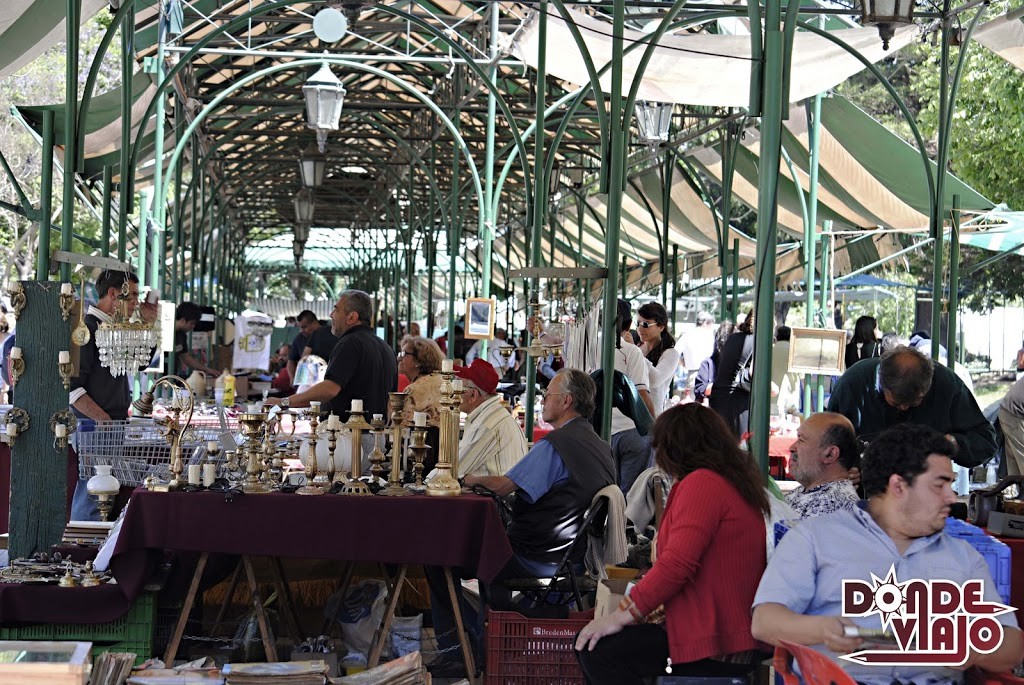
[70,478,100,521]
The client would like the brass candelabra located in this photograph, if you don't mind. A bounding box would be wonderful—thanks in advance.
[379,392,411,496]
[132,376,195,490]
[238,412,271,494]
[426,368,461,496]
[338,409,373,496]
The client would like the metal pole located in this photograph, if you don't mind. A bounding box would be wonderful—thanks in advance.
[803,92,823,416]
[60,0,82,283]
[671,243,679,326]
[117,2,134,261]
[100,165,113,260]
[525,2,549,441]
[818,220,831,410]
[598,0,627,441]
[138,188,152,285]
[621,256,627,298]
[749,0,787,475]
[35,110,55,280]
[478,4,500,361]
[947,195,960,368]
[731,238,740,322]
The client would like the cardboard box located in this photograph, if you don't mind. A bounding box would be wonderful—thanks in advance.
[290,649,340,678]
[595,568,639,619]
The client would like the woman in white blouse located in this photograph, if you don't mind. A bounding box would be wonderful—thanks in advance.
[637,302,680,416]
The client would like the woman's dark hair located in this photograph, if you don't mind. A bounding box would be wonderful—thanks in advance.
[638,302,676,365]
[852,316,878,345]
[737,308,755,335]
[714,322,735,353]
[652,403,770,515]
[615,299,632,350]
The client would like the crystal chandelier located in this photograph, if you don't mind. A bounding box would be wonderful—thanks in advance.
[95,279,160,377]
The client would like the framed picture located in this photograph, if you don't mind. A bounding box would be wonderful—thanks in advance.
[465,298,495,340]
[787,327,847,376]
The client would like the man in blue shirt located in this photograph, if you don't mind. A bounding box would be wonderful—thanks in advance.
[427,368,615,677]
[752,424,1022,685]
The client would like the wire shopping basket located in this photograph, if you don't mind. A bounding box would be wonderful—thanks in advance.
[75,416,239,487]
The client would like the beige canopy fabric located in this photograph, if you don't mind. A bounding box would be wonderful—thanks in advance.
[0,0,107,81]
[508,7,918,107]
[974,9,1024,72]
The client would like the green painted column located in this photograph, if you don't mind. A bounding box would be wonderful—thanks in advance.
[598,0,627,441]
[946,195,961,367]
[35,111,55,280]
[803,92,823,416]
[138,188,152,285]
[748,0,788,475]
[60,0,82,283]
[100,165,113,259]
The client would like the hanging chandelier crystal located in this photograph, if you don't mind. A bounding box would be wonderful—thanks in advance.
[95,280,159,377]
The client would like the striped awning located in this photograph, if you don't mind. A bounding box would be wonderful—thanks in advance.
[0,0,108,81]
[974,9,1024,73]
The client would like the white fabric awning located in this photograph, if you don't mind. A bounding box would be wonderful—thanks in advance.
[508,7,917,107]
[974,9,1024,73]
[0,0,107,81]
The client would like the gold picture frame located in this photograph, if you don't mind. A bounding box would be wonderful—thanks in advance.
[464,298,495,340]
[787,327,847,375]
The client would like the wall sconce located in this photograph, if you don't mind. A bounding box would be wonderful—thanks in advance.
[8,347,24,388]
[59,283,74,321]
[7,282,25,320]
[50,409,76,452]
[58,350,73,390]
[2,407,31,449]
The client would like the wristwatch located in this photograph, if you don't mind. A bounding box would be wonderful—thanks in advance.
[280,398,290,409]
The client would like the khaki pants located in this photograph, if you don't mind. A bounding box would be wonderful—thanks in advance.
[999,407,1024,476]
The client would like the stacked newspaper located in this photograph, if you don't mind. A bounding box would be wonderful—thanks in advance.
[221,661,328,684]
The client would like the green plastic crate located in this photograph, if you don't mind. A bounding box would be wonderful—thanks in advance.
[0,591,155,663]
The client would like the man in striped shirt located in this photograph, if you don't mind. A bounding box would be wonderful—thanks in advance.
[454,359,527,477]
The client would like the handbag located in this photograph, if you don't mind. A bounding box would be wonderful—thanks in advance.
[738,361,753,393]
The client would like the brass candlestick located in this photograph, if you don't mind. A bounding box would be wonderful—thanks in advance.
[407,426,430,493]
[297,419,325,495]
[338,411,372,496]
[368,414,387,482]
[324,417,341,484]
[427,370,461,496]
[239,412,271,494]
[132,376,195,491]
[379,392,412,496]
[223,450,242,484]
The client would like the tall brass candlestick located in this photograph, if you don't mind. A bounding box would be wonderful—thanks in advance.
[379,392,411,496]
[450,380,464,479]
[368,414,387,482]
[325,417,340,485]
[239,412,271,494]
[426,369,461,496]
[297,418,325,495]
[407,426,430,493]
[338,410,372,496]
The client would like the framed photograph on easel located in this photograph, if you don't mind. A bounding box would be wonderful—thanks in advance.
[788,327,847,375]
[465,298,495,340]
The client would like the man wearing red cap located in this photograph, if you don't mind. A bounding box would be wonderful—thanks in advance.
[453,359,527,477]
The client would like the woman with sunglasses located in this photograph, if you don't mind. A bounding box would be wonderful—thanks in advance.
[636,303,678,416]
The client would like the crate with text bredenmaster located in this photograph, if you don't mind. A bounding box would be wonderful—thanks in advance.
[486,609,593,685]
[944,518,1012,604]
[0,591,155,666]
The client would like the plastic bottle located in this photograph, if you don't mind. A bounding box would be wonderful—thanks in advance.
[214,373,226,405]
[223,372,236,407]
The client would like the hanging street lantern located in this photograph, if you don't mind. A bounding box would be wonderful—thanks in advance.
[293,241,305,268]
[294,188,315,224]
[858,0,915,50]
[634,101,674,147]
[298,143,326,188]
[294,223,310,245]
[303,63,346,153]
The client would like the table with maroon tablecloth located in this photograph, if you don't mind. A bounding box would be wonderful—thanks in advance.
[111,490,512,677]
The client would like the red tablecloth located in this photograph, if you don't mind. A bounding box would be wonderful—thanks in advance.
[110,490,514,600]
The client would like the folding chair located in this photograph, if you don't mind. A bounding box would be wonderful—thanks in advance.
[503,494,610,610]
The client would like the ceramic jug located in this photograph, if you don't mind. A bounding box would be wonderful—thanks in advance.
[186,370,207,397]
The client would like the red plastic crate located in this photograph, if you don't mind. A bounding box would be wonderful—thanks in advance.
[486,609,593,685]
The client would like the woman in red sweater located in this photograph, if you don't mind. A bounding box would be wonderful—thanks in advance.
[575,403,769,684]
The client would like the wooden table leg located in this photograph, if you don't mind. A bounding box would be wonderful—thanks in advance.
[210,558,243,636]
[164,551,208,665]
[321,561,355,635]
[367,564,408,668]
[269,557,304,643]
[241,555,277,662]
[445,567,477,685]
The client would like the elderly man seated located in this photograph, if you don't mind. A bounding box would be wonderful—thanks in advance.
[785,412,860,518]
[752,423,1023,685]
[425,368,616,678]
[452,359,527,477]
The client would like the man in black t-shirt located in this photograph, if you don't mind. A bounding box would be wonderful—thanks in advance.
[287,310,329,382]
[173,302,219,377]
[302,320,339,361]
[266,291,397,420]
